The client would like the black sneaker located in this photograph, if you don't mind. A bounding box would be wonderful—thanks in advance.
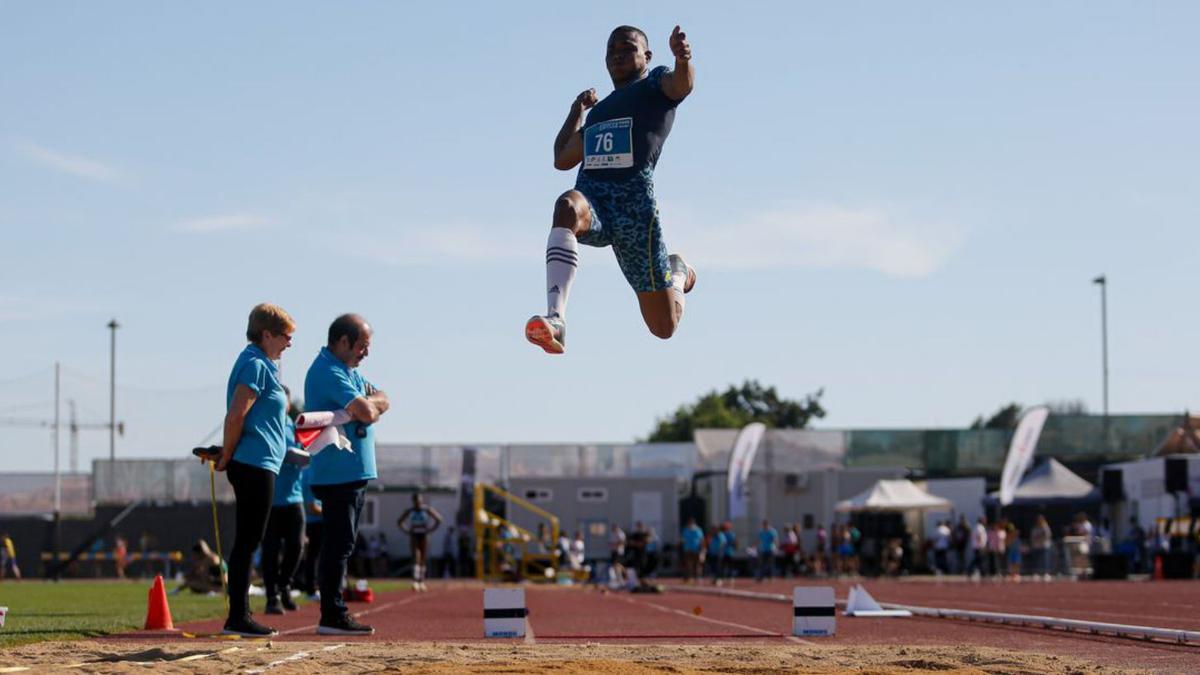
[317,614,375,636]
[223,616,278,637]
[265,598,284,615]
[280,590,298,612]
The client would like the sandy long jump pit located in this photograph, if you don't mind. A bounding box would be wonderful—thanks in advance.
[0,640,1143,674]
[3,580,1196,673]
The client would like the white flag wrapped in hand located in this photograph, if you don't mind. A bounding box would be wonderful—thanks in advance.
[295,409,355,455]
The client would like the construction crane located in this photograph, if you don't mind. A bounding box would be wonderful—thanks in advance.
[0,401,124,472]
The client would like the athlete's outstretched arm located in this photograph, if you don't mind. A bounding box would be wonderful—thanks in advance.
[553,89,598,170]
[661,25,694,101]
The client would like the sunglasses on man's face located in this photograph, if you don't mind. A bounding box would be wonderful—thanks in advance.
[271,332,293,342]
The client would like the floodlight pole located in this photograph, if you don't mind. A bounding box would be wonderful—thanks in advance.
[54,362,61,516]
[1094,273,1108,420]
[53,362,62,574]
[108,319,119,462]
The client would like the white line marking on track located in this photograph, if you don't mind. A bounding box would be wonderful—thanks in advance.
[613,594,817,645]
[244,644,343,674]
[178,646,241,662]
[280,596,421,635]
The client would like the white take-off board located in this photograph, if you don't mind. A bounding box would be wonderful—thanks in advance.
[483,588,526,638]
[793,586,836,637]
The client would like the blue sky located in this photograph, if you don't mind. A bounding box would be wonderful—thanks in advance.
[2,2,1197,473]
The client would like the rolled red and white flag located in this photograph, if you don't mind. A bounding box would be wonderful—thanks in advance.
[294,409,354,455]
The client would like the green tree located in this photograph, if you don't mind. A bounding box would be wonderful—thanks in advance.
[646,380,826,442]
[970,402,1023,430]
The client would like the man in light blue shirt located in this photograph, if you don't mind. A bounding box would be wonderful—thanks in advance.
[756,519,779,581]
[680,518,704,582]
[304,314,390,635]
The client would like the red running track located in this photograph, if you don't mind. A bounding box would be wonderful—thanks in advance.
[112,579,1200,672]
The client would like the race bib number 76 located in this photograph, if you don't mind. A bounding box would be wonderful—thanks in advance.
[583,117,633,169]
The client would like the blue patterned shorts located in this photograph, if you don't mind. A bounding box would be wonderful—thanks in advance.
[575,169,672,293]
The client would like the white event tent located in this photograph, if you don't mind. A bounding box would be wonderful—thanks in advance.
[836,479,952,513]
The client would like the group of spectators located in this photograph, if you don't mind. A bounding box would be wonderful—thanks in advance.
[677,518,871,583]
[606,521,662,584]
[931,512,1109,580]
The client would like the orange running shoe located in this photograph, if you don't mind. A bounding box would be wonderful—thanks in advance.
[525,315,566,354]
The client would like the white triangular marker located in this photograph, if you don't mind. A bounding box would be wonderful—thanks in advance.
[844,585,912,617]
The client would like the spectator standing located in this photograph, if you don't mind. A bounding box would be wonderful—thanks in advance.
[756,520,778,581]
[987,520,1007,578]
[680,518,704,582]
[627,522,648,576]
[114,535,129,580]
[952,516,970,574]
[1,533,20,580]
[721,522,737,582]
[1005,521,1021,580]
[262,397,306,615]
[814,525,828,576]
[781,524,800,577]
[608,523,626,581]
[933,520,951,574]
[968,516,988,579]
[305,314,390,636]
[829,525,844,576]
[846,523,862,575]
[570,531,586,573]
[645,527,661,578]
[706,526,725,585]
[1128,517,1146,574]
[1031,515,1053,580]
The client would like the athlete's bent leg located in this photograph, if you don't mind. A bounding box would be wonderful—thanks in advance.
[636,254,696,339]
[637,288,685,339]
[547,191,591,317]
[527,191,593,354]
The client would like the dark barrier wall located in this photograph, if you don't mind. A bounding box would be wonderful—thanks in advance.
[0,503,237,578]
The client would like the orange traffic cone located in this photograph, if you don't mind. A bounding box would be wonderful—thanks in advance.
[144,574,176,630]
[1153,554,1164,581]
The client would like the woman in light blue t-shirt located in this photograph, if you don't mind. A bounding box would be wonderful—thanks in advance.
[216,303,295,638]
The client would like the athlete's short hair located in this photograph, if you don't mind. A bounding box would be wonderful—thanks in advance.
[328,313,366,347]
[609,25,649,50]
[246,303,295,344]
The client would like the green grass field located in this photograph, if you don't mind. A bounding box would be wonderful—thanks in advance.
[0,579,406,648]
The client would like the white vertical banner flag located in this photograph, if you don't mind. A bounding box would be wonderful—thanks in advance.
[998,406,1050,506]
[727,422,766,520]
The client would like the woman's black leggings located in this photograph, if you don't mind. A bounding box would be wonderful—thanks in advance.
[262,503,305,600]
[226,460,275,620]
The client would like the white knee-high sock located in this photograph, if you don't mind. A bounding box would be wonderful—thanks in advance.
[546,228,578,319]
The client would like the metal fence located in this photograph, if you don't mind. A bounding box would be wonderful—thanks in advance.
[84,414,1181,504]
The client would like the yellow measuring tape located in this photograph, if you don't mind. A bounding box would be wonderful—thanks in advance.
[208,459,229,615]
